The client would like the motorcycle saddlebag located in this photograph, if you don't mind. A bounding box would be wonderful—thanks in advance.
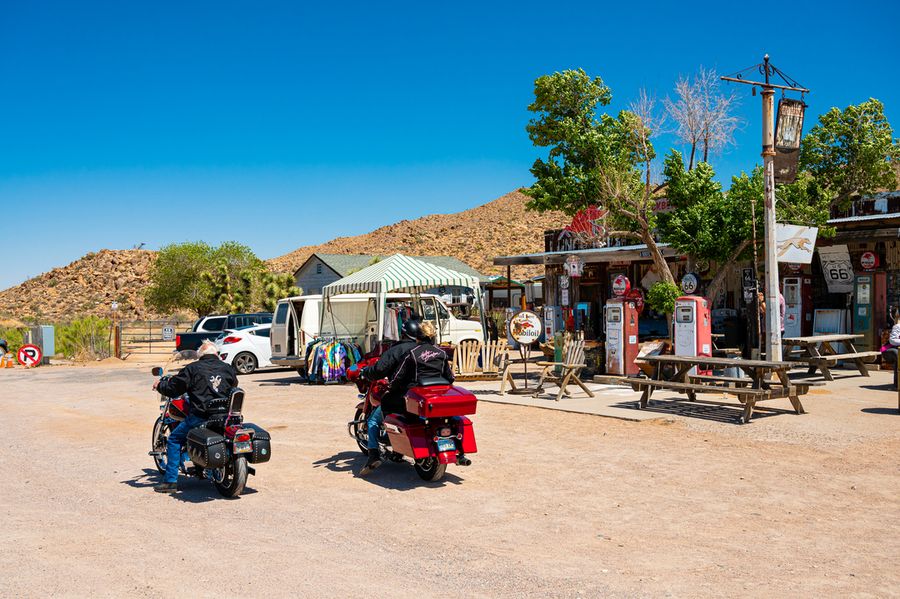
[186,427,228,469]
[243,423,272,464]
[383,414,430,460]
[405,385,478,418]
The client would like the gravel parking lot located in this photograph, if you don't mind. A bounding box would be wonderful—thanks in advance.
[1,363,898,598]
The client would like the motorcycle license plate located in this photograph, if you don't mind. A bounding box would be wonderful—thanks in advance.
[436,438,455,453]
[234,441,252,454]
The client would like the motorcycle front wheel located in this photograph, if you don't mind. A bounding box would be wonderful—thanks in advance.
[214,456,248,498]
[414,457,447,482]
[151,417,169,474]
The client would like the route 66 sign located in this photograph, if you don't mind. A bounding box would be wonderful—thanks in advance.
[681,273,699,295]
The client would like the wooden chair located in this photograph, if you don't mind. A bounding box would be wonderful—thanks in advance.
[533,337,595,401]
[453,340,482,378]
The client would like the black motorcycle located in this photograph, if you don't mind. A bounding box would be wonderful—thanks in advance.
[149,366,271,497]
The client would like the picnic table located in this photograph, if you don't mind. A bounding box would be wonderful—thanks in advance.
[624,354,815,424]
[782,334,880,381]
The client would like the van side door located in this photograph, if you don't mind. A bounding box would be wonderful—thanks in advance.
[271,302,289,358]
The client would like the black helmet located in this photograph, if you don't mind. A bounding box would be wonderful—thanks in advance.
[401,319,424,340]
[0,339,7,353]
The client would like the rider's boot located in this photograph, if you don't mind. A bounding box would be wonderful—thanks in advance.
[358,448,383,477]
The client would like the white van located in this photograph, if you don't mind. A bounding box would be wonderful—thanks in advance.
[270,293,484,370]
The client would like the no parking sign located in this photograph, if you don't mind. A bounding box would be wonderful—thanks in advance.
[17,344,42,367]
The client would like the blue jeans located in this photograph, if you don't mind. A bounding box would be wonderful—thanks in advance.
[164,414,205,483]
[366,406,383,451]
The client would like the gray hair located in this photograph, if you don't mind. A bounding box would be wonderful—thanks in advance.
[198,340,219,356]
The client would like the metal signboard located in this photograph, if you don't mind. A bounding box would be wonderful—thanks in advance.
[818,245,854,293]
[17,344,42,367]
[776,224,818,264]
[774,98,806,184]
[508,311,543,344]
[162,325,176,342]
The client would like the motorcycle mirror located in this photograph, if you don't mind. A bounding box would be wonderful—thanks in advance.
[151,367,163,376]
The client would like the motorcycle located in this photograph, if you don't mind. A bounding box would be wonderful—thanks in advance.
[347,356,478,482]
[149,365,271,497]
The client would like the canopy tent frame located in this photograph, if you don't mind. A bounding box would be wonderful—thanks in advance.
[321,253,487,349]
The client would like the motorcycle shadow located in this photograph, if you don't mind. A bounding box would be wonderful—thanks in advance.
[120,468,259,503]
[312,451,464,490]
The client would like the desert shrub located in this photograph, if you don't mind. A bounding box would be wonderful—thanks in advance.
[57,316,112,360]
[0,327,26,354]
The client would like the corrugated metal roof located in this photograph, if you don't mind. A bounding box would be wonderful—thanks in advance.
[494,243,674,265]
[827,212,900,224]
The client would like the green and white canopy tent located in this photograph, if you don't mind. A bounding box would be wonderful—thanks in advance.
[322,253,486,346]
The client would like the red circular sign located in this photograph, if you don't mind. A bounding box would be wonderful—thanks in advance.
[612,275,631,297]
[17,344,42,367]
[860,252,878,270]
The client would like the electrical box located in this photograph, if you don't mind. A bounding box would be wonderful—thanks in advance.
[782,276,813,338]
[674,296,712,375]
[27,325,55,364]
[604,299,640,376]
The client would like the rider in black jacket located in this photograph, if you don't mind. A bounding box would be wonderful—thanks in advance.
[359,320,455,476]
[153,341,239,493]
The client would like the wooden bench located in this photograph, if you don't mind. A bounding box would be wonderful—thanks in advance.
[454,339,510,381]
[625,355,810,423]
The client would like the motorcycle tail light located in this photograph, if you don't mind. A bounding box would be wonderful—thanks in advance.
[235,432,251,443]
[439,427,452,437]
[222,336,241,344]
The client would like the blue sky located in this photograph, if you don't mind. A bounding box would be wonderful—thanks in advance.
[1,0,898,290]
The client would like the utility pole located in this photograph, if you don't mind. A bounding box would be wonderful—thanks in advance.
[722,55,809,361]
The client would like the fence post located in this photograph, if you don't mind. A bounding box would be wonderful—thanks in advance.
[114,323,121,359]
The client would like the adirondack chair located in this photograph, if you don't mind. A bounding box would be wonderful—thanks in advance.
[454,339,510,381]
[533,337,595,401]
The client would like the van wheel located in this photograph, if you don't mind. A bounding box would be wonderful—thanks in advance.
[233,352,257,374]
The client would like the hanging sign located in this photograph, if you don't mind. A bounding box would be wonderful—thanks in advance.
[564,254,584,278]
[561,288,570,307]
[612,275,631,297]
[860,252,878,271]
[774,98,806,184]
[508,311,542,344]
[681,273,699,295]
[776,224,818,264]
[818,245,854,293]
[17,344,42,367]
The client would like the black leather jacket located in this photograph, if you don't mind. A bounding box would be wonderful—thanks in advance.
[364,339,417,381]
[387,342,455,400]
[157,354,239,419]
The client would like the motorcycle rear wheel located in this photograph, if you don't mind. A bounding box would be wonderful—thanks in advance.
[352,408,369,455]
[214,456,248,498]
[151,417,169,474]
[414,457,447,482]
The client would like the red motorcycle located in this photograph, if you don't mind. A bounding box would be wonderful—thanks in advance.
[347,356,478,482]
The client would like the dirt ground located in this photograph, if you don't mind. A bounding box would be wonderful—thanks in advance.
[1,363,898,598]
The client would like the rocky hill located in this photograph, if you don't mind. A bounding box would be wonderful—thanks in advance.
[0,250,157,321]
[268,190,567,276]
[1,190,567,322]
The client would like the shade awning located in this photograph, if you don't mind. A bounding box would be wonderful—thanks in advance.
[322,253,481,297]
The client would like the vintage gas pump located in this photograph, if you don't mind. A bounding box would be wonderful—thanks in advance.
[674,296,713,375]
[782,276,813,338]
[604,275,640,376]
[543,306,562,340]
[852,266,886,353]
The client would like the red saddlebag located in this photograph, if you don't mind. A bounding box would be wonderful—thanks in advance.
[405,385,477,418]
[383,414,431,460]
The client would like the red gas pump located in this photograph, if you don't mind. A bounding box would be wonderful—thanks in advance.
[782,276,813,338]
[674,296,712,375]
[604,275,640,376]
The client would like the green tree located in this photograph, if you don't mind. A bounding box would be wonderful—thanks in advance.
[145,242,216,316]
[524,70,675,284]
[260,272,302,312]
[146,241,264,316]
[659,151,831,300]
[800,99,899,208]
